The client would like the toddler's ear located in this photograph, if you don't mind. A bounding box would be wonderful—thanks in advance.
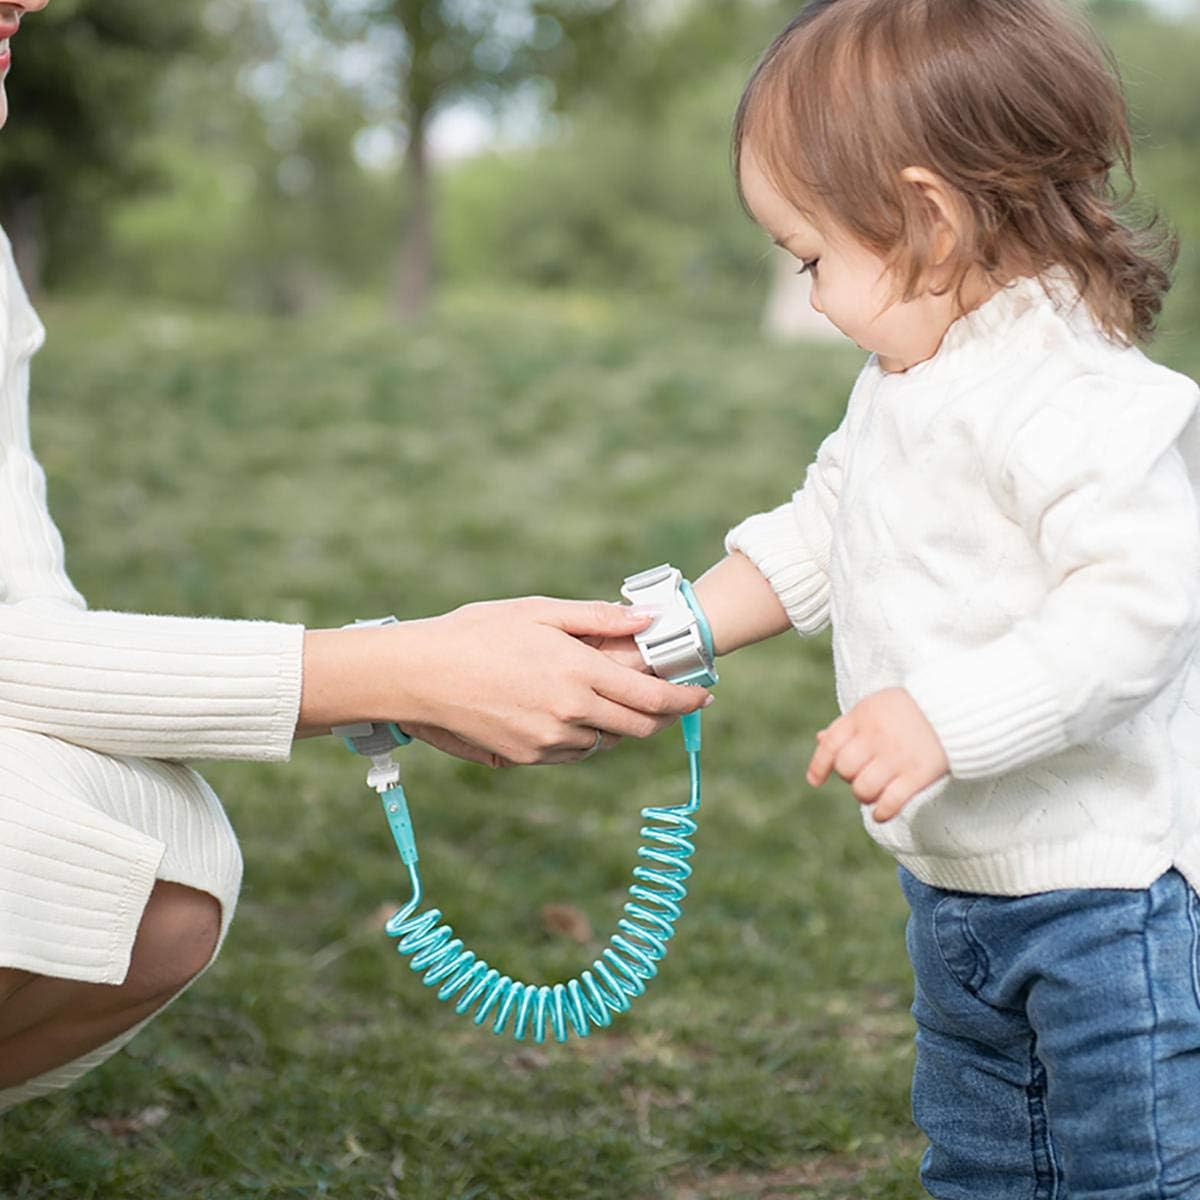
[899,166,964,266]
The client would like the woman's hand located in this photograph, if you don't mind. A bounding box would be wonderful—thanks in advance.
[582,632,649,675]
[298,598,711,767]
[806,688,948,821]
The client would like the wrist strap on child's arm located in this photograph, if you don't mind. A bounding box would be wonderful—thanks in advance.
[620,564,718,688]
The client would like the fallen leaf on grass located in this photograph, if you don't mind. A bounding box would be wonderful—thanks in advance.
[621,1086,664,1148]
[506,1047,550,1074]
[88,1105,170,1138]
[335,1132,368,1169]
[366,902,402,932]
[541,902,592,943]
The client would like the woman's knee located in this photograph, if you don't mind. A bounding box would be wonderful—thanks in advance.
[123,881,222,1004]
[0,967,33,1006]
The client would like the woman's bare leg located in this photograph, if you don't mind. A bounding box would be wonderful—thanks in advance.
[0,881,220,1088]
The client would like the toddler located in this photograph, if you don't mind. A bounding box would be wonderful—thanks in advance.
[670,0,1200,1194]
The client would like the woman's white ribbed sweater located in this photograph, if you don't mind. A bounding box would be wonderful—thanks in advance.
[0,228,304,984]
[727,272,1200,896]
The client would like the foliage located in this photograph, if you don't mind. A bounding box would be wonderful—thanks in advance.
[436,0,1200,336]
[437,68,762,309]
[105,65,401,312]
[322,0,634,311]
[7,0,1196,325]
[0,0,206,287]
[1092,4,1200,346]
[424,3,787,303]
[324,0,631,119]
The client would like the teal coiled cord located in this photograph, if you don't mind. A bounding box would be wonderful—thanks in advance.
[377,709,704,1044]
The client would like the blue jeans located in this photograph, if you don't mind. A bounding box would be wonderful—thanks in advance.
[900,866,1200,1199]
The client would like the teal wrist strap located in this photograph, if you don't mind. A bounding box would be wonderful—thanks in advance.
[679,579,715,661]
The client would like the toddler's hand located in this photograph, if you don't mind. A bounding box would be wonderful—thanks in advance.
[806,688,948,822]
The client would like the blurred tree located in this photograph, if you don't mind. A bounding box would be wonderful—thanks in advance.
[107,56,390,314]
[0,0,206,291]
[568,0,786,123]
[436,0,791,307]
[318,0,632,315]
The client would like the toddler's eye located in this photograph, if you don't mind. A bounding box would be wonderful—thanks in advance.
[795,258,819,277]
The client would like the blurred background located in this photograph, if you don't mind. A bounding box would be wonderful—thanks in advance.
[1,2,1198,1199]
[4,0,1198,333]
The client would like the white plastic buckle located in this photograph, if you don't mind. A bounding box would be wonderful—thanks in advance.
[366,755,402,794]
[620,564,715,686]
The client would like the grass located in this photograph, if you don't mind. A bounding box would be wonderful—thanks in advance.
[1,284,1195,1199]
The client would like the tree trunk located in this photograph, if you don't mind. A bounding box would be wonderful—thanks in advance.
[2,192,45,297]
[396,108,434,318]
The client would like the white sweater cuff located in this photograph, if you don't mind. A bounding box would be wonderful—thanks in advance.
[0,603,305,762]
[904,632,1069,779]
[725,506,830,635]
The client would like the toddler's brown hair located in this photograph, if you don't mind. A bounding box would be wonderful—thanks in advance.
[734,0,1176,343]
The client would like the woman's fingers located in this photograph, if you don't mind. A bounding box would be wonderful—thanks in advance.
[584,693,677,741]
[530,597,656,640]
[489,725,619,767]
[542,726,620,765]
[538,599,710,721]
[592,653,710,721]
[585,635,650,673]
[400,723,503,768]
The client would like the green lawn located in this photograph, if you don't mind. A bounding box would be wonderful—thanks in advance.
[1,287,1195,1199]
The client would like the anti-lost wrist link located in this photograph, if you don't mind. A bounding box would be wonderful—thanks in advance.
[335,566,717,1043]
[331,615,413,794]
[620,563,718,689]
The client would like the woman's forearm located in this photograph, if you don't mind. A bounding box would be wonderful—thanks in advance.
[295,598,711,764]
[297,622,421,738]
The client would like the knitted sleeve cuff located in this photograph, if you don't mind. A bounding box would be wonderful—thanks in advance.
[0,602,305,762]
[904,631,1069,779]
[725,503,831,636]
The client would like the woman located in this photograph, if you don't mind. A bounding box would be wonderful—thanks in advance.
[0,0,707,1111]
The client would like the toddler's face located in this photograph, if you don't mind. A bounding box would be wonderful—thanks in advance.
[740,150,958,373]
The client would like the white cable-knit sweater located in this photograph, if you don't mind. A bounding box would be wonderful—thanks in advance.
[727,272,1200,896]
[0,228,304,981]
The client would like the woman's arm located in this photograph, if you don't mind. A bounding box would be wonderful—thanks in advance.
[0,596,706,768]
[298,597,711,766]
